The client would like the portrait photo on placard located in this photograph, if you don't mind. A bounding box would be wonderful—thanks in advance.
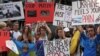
[40,10,50,16]
[27,10,37,17]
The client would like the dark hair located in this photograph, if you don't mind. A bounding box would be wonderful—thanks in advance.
[86,25,96,34]
[55,26,63,35]
[38,26,46,32]
[86,25,94,29]
[18,26,33,43]
[55,26,63,39]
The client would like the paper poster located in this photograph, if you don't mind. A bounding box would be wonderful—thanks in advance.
[25,2,54,23]
[6,40,19,54]
[53,3,72,27]
[44,38,70,56]
[0,31,10,52]
[0,1,24,21]
[72,0,100,25]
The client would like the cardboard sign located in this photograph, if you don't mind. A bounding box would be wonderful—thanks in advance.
[0,1,24,21]
[0,31,10,52]
[72,0,100,25]
[53,3,72,27]
[43,38,70,56]
[25,2,54,23]
[6,40,19,54]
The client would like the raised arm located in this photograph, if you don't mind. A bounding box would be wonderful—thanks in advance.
[43,21,52,40]
[12,38,24,49]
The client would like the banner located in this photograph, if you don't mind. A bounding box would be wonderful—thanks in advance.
[0,31,10,52]
[43,38,70,56]
[25,2,54,23]
[0,1,24,21]
[6,40,19,54]
[72,0,100,25]
[53,3,72,27]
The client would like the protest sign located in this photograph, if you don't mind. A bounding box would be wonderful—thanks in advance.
[53,3,72,27]
[0,31,10,52]
[0,1,24,21]
[43,38,70,56]
[25,2,54,23]
[72,0,100,25]
[6,40,19,54]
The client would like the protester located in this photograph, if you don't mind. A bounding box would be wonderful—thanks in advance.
[10,22,22,40]
[34,21,52,56]
[70,26,81,56]
[0,22,8,56]
[35,21,52,40]
[12,38,35,56]
[55,26,66,39]
[78,25,100,56]
[17,26,33,43]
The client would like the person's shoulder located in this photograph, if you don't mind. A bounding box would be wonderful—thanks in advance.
[96,34,100,37]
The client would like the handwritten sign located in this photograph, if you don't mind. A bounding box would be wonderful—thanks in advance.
[44,38,70,56]
[53,3,72,27]
[0,31,10,52]
[72,0,100,25]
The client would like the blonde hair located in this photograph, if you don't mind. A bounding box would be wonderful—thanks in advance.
[0,22,7,29]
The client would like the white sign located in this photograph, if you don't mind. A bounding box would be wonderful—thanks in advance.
[53,3,72,27]
[0,1,24,21]
[72,0,100,25]
[6,40,19,54]
[44,38,70,56]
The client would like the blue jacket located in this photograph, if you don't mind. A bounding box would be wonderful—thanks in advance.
[80,33,100,56]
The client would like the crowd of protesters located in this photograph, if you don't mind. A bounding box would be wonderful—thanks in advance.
[0,0,100,56]
[0,20,100,56]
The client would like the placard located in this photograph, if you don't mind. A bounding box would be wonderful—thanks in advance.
[0,1,24,21]
[53,3,72,27]
[0,31,10,52]
[25,2,54,23]
[6,40,19,54]
[44,38,70,56]
[72,0,100,25]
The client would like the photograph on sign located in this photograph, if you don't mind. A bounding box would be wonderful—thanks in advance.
[25,2,54,23]
[41,10,50,16]
[0,1,24,21]
[27,10,37,17]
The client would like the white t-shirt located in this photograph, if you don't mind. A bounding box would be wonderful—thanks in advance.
[11,31,22,40]
[39,35,48,41]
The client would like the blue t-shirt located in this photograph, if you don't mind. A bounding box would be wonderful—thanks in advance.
[80,33,100,56]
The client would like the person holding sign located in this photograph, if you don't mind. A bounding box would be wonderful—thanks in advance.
[12,38,35,56]
[79,25,100,56]
[34,21,52,56]
[35,21,52,40]
[0,21,9,56]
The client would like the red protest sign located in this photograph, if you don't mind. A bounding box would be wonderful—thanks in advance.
[25,2,54,23]
[0,31,10,52]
